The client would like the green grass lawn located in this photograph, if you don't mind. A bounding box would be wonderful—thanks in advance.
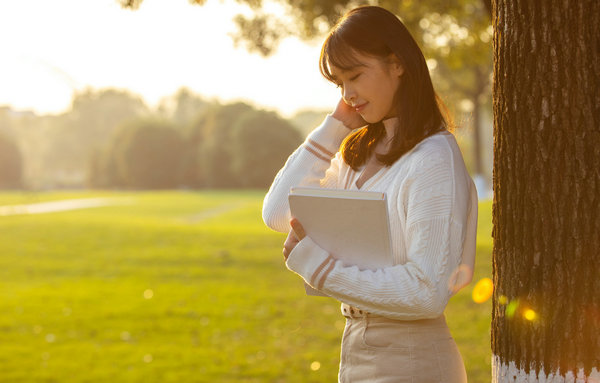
[0,190,492,382]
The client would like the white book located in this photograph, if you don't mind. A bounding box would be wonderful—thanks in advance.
[288,186,394,296]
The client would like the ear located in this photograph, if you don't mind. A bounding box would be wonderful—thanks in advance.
[387,53,404,77]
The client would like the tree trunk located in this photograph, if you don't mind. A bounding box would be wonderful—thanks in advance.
[491,1,600,382]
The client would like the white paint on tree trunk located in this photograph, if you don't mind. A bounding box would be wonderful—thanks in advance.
[493,354,600,383]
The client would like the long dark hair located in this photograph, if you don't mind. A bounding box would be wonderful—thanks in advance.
[319,5,453,170]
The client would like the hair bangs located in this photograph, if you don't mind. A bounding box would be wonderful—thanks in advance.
[319,33,365,84]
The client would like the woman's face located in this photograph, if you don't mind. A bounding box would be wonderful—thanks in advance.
[330,50,404,123]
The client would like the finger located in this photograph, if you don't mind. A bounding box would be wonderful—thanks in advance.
[290,218,306,240]
[283,231,299,260]
[283,238,298,260]
[283,231,296,247]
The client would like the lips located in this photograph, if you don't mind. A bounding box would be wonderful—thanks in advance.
[354,102,368,112]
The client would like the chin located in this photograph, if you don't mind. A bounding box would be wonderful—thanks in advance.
[361,114,382,124]
[360,116,372,123]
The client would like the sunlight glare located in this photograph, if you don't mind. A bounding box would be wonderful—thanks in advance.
[524,309,537,321]
[505,299,519,319]
[426,58,438,71]
[471,277,493,303]
[435,34,450,47]
[121,331,131,341]
[0,0,336,118]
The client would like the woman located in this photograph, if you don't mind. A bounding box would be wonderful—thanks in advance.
[262,5,477,382]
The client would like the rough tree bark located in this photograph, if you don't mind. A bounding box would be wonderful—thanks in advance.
[491,1,599,382]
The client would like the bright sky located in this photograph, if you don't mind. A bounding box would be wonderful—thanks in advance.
[0,0,339,118]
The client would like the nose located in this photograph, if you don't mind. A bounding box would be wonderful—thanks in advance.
[342,84,356,105]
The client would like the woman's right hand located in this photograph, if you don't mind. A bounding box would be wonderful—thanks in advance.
[331,98,367,130]
[283,218,306,261]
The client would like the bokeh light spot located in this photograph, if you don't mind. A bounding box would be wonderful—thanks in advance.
[143,354,153,363]
[505,299,520,319]
[311,361,321,371]
[144,289,154,299]
[472,278,493,303]
[524,309,537,321]
[121,331,131,341]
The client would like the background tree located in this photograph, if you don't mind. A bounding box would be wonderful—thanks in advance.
[177,129,205,189]
[0,132,23,189]
[44,88,149,187]
[288,109,330,138]
[157,88,214,189]
[87,145,123,189]
[109,119,186,189]
[491,1,599,381]
[156,87,210,128]
[1,91,148,189]
[230,109,303,188]
[195,102,255,188]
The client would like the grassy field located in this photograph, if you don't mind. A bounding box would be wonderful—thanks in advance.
[0,190,493,382]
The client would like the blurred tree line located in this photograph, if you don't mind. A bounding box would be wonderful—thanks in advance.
[119,0,494,192]
[0,88,303,190]
[0,125,23,189]
[0,86,482,191]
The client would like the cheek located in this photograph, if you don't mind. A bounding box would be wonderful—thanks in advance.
[383,78,400,102]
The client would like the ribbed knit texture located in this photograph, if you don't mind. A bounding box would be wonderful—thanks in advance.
[262,114,478,320]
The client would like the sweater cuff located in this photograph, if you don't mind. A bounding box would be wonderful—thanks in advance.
[285,236,336,290]
[305,114,353,157]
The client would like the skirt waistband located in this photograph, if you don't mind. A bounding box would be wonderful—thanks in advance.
[341,303,448,328]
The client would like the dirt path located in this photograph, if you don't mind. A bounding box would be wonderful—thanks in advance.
[0,197,134,216]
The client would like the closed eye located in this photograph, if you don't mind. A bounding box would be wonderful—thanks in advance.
[334,73,360,88]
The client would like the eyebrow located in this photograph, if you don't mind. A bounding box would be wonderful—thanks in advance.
[330,63,366,81]
[339,64,365,72]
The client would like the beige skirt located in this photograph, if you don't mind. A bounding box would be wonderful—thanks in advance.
[338,306,467,383]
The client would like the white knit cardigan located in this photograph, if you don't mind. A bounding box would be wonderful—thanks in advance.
[262,114,478,320]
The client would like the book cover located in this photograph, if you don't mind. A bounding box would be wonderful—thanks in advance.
[288,186,394,296]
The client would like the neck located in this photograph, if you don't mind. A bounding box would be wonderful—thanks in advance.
[382,116,399,140]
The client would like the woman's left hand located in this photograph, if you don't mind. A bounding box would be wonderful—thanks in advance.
[283,218,306,261]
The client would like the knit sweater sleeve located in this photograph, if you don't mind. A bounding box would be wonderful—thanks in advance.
[262,114,352,233]
[285,142,471,320]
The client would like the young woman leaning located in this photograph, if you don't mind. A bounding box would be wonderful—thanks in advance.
[262,5,478,382]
